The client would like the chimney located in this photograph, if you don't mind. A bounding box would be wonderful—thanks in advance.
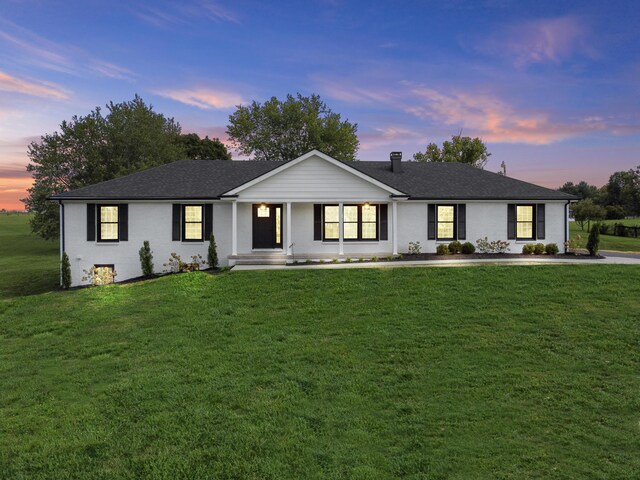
[390,151,402,173]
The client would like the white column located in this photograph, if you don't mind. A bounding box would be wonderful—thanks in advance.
[286,202,292,255]
[231,201,237,256]
[338,202,344,256]
[392,201,398,255]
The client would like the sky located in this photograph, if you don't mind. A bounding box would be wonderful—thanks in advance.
[0,0,639,210]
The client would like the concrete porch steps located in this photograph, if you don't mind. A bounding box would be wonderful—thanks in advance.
[230,253,288,265]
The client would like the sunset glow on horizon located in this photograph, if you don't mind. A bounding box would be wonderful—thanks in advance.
[1,0,639,210]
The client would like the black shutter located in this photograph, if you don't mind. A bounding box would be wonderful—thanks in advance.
[380,204,388,241]
[204,204,213,239]
[428,204,436,240]
[457,204,466,240]
[313,204,322,240]
[87,203,96,241]
[537,204,545,240]
[172,204,181,241]
[507,204,516,240]
[119,204,128,241]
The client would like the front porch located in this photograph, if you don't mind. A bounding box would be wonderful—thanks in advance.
[225,200,400,266]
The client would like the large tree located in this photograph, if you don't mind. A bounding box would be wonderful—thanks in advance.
[603,167,640,216]
[571,198,606,231]
[558,181,601,202]
[22,95,219,240]
[413,134,491,169]
[226,93,359,161]
[178,133,231,160]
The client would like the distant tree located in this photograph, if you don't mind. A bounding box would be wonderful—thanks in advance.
[603,167,640,216]
[178,133,231,160]
[605,205,626,220]
[22,95,185,240]
[558,181,601,202]
[413,134,490,169]
[571,198,606,231]
[226,93,359,161]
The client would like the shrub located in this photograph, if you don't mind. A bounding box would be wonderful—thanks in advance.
[461,242,475,254]
[534,243,545,255]
[139,240,154,277]
[386,256,394,261]
[587,223,600,256]
[448,241,462,254]
[305,259,313,264]
[565,235,581,254]
[61,252,71,289]
[476,237,511,254]
[545,243,559,255]
[408,241,422,255]
[82,266,117,286]
[522,244,535,255]
[598,224,610,235]
[163,253,205,273]
[371,256,379,262]
[436,244,449,255]
[613,223,628,237]
[331,258,338,263]
[345,257,352,263]
[208,234,218,269]
[605,205,626,220]
[358,257,365,262]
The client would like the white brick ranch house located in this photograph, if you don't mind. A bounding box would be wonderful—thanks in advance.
[51,150,578,286]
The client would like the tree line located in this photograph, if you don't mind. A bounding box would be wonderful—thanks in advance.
[559,172,640,230]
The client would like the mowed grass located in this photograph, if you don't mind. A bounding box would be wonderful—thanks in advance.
[570,220,640,252]
[1,266,639,479]
[0,213,59,298]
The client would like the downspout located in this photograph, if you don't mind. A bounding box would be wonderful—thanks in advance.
[59,201,65,285]
[564,200,569,253]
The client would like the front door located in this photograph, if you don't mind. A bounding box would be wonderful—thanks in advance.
[252,204,283,249]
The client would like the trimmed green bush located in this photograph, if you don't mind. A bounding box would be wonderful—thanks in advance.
[436,244,449,255]
[139,240,154,277]
[208,234,218,269]
[522,244,535,255]
[61,252,71,289]
[587,223,600,256]
[448,241,462,254]
[461,242,475,254]
[534,243,545,255]
[545,243,559,255]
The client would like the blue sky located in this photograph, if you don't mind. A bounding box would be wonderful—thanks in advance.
[1,0,639,209]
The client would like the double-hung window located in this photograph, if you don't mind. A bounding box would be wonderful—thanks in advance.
[436,205,455,241]
[98,205,119,242]
[516,205,534,240]
[323,204,378,241]
[183,205,204,241]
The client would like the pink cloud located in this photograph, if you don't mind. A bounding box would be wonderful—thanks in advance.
[359,127,425,150]
[0,71,69,99]
[480,15,597,67]
[155,87,244,109]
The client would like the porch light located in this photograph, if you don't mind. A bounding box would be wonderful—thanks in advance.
[257,204,270,217]
[363,202,370,207]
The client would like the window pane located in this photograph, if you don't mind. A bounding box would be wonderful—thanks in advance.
[437,205,454,222]
[275,207,281,244]
[324,206,339,222]
[517,206,533,222]
[185,206,202,222]
[344,222,358,239]
[325,222,339,239]
[257,205,270,217]
[362,222,377,239]
[100,206,118,223]
[101,223,118,240]
[517,222,533,239]
[344,206,358,222]
[185,222,202,240]
[438,222,454,239]
[362,205,376,222]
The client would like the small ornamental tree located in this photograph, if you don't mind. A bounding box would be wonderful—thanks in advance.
[61,252,71,289]
[587,223,601,256]
[139,240,154,277]
[208,233,219,269]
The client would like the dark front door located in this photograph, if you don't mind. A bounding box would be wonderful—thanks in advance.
[252,204,283,249]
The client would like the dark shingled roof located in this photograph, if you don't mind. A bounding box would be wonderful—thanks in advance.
[51,157,577,201]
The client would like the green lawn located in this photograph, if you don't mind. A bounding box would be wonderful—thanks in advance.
[0,213,59,298]
[1,266,639,479]
[570,220,640,252]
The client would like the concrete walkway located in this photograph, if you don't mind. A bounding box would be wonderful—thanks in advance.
[233,253,640,271]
